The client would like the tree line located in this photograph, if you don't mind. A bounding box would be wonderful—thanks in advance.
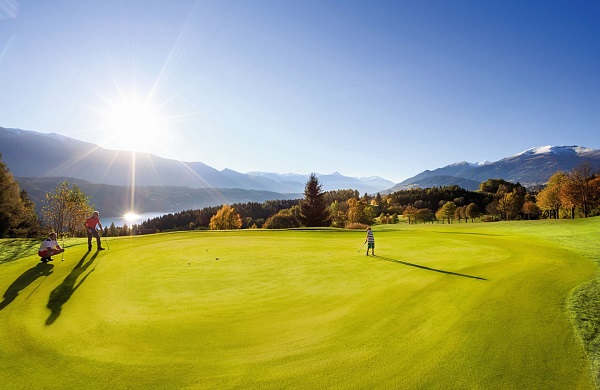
[1,152,599,238]
[138,165,600,232]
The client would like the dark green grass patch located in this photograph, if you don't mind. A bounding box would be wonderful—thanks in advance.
[0,238,39,265]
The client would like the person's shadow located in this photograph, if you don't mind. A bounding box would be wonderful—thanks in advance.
[377,256,487,281]
[0,262,54,310]
[46,251,99,325]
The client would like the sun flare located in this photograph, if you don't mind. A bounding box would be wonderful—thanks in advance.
[98,92,170,153]
[123,213,140,222]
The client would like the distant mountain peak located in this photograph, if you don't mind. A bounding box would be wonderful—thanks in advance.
[391,144,600,192]
[447,161,472,167]
[514,145,595,157]
[447,160,492,169]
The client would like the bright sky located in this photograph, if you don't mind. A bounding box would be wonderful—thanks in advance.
[1,1,599,183]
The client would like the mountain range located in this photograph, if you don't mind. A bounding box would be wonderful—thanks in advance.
[2,126,600,216]
[0,127,394,194]
[389,145,600,191]
[15,176,298,217]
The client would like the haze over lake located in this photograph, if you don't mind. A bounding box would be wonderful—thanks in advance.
[102,211,173,228]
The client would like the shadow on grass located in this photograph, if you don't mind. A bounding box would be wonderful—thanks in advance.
[432,231,503,237]
[0,262,54,310]
[376,256,487,281]
[46,251,100,325]
[0,238,40,265]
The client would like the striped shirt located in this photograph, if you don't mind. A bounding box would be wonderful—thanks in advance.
[366,229,374,243]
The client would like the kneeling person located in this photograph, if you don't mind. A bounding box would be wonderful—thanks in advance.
[38,232,64,263]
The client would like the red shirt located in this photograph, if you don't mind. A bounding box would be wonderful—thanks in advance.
[85,215,100,229]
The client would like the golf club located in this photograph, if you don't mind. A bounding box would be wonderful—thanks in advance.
[104,233,110,250]
[358,242,366,253]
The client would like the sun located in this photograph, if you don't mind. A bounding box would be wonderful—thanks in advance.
[98,92,169,153]
[123,212,140,222]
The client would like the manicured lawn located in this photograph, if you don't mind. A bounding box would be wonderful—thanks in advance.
[1,219,598,389]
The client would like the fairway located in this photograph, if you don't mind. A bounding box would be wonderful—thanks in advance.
[1,220,598,389]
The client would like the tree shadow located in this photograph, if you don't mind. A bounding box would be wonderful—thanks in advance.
[0,262,54,310]
[0,238,40,265]
[46,251,99,325]
[376,256,487,281]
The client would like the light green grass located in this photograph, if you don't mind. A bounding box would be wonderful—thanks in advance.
[1,219,599,389]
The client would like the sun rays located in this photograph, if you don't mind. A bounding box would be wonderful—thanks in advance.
[95,91,172,153]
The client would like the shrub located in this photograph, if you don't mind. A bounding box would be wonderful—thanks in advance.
[346,223,369,230]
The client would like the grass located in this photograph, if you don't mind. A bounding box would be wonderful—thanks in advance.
[0,238,40,265]
[0,218,599,389]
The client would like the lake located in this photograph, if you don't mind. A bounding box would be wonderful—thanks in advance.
[100,211,172,227]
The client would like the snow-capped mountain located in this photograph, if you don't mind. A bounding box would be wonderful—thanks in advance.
[391,145,600,191]
[513,145,595,157]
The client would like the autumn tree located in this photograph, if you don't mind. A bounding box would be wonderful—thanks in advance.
[480,178,514,194]
[465,203,481,222]
[403,205,418,224]
[436,201,457,224]
[263,207,301,229]
[454,206,465,223]
[329,200,349,228]
[536,172,566,218]
[42,180,93,236]
[347,198,375,226]
[561,163,597,218]
[590,176,600,214]
[298,174,331,227]
[522,201,540,220]
[209,204,242,230]
[415,208,434,224]
[497,192,522,220]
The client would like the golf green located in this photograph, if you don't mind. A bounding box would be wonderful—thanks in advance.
[0,219,598,389]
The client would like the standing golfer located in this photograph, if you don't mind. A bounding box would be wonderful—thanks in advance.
[38,232,64,263]
[85,211,105,251]
[365,227,375,256]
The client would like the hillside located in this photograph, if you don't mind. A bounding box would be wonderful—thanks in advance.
[17,176,301,217]
[0,127,394,194]
[393,146,600,190]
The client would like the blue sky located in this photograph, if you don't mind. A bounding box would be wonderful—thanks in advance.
[1,0,598,183]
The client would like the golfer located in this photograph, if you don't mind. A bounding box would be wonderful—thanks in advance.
[85,211,105,251]
[364,227,375,256]
[38,232,64,263]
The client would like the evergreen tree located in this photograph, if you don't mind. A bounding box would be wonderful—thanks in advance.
[0,154,40,237]
[16,189,41,236]
[298,174,331,227]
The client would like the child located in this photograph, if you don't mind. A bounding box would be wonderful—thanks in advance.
[365,227,375,256]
